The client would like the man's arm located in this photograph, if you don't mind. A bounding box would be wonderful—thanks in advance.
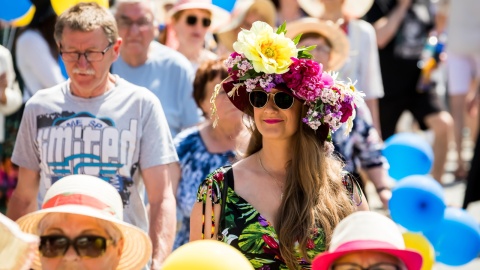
[373,0,412,48]
[6,167,40,220]
[142,163,176,269]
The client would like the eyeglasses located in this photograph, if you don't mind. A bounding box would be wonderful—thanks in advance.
[331,262,401,270]
[60,43,113,62]
[249,90,295,110]
[186,15,211,27]
[116,16,153,31]
[39,235,114,258]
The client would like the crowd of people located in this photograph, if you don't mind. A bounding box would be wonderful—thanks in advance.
[0,0,478,269]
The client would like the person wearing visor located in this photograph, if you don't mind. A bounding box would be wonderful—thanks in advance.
[312,211,423,270]
[16,175,152,270]
[190,21,368,269]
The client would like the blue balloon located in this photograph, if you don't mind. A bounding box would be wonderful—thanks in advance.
[212,0,236,12]
[0,0,32,21]
[389,175,446,232]
[382,132,434,180]
[424,207,480,266]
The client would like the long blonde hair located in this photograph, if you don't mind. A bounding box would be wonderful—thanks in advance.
[244,105,355,269]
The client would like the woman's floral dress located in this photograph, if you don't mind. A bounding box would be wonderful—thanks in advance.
[196,166,355,270]
[173,127,235,249]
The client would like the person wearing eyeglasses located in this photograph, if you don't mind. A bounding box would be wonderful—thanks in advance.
[312,211,422,270]
[16,174,152,270]
[7,3,178,269]
[165,0,229,71]
[112,0,201,138]
[189,21,368,270]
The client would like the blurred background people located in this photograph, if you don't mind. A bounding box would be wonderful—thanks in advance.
[364,0,454,183]
[16,175,152,270]
[0,44,22,213]
[286,18,392,209]
[165,0,229,71]
[215,0,276,55]
[270,0,309,25]
[14,0,66,103]
[112,0,200,137]
[172,58,249,249]
[312,211,423,270]
[299,0,385,135]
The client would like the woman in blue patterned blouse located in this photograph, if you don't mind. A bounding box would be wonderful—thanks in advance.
[172,58,250,249]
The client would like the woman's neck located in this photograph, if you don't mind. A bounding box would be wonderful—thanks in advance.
[259,141,292,174]
[203,119,247,151]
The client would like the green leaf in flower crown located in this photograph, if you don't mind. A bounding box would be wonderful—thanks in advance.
[297,48,314,59]
[292,33,302,45]
[276,21,287,35]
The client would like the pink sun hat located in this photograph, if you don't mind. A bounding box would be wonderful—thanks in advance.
[312,211,423,270]
[167,0,230,32]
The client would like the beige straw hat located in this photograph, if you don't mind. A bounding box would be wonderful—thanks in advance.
[216,0,276,52]
[298,0,374,19]
[285,17,350,71]
[0,213,39,270]
[16,175,152,270]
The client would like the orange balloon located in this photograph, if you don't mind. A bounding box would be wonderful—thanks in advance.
[50,0,109,16]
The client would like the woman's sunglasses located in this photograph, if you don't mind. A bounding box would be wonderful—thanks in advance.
[186,15,211,27]
[249,90,295,110]
[39,235,113,258]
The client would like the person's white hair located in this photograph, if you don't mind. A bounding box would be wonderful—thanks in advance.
[113,0,159,23]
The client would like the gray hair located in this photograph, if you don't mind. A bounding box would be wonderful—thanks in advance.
[113,0,159,23]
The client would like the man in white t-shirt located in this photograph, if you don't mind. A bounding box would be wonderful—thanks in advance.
[7,3,177,269]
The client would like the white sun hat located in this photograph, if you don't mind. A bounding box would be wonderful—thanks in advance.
[16,174,152,270]
[166,0,230,32]
[313,211,423,270]
[0,213,39,270]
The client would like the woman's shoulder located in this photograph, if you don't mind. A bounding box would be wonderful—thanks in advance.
[196,165,232,203]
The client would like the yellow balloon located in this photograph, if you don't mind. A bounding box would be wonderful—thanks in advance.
[50,0,109,16]
[403,232,435,270]
[11,5,36,27]
[163,240,254,270]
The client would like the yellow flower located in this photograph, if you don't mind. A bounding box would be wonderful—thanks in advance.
[233,21,297,74]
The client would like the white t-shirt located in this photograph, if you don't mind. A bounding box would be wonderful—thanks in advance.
[12,76,178,232]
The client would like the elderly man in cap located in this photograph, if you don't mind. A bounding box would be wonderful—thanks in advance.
[7,2,177,269]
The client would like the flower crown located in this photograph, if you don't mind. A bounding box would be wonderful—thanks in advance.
[212,21,364,140]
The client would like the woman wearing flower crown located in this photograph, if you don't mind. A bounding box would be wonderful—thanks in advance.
[190,21,368,270]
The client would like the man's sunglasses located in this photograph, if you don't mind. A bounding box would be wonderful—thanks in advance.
[186,15,211,27]
[39,235,113,258]
[249,90,295,110]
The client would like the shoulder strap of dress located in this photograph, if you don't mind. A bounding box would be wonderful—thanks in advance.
[218,165,232,240]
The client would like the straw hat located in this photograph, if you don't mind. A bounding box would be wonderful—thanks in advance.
[16,175,152,270]
[312,211,423,270]
[285,17,349,71]
[216,0,276,52]
[298,0,374,19]
[167,0,230,32]
[0,213,39,270]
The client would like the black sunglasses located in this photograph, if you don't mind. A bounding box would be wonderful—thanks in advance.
[186,15,211,27]
[249,90,295,110]
[39,235,113,258]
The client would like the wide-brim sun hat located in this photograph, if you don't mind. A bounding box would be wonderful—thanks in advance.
[0,213,39,270]
[285,17,349,71]
[216,0,276,52]
[298,0,374,19]
[312,211,423,270]
[16,175,152,270]
[166,0,230,32]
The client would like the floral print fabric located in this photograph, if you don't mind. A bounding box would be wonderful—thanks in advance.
[196,166,341,270]
[173,127,235,249]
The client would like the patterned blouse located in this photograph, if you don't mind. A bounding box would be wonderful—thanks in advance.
[173,127,235,249]
[196,166,357,270]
